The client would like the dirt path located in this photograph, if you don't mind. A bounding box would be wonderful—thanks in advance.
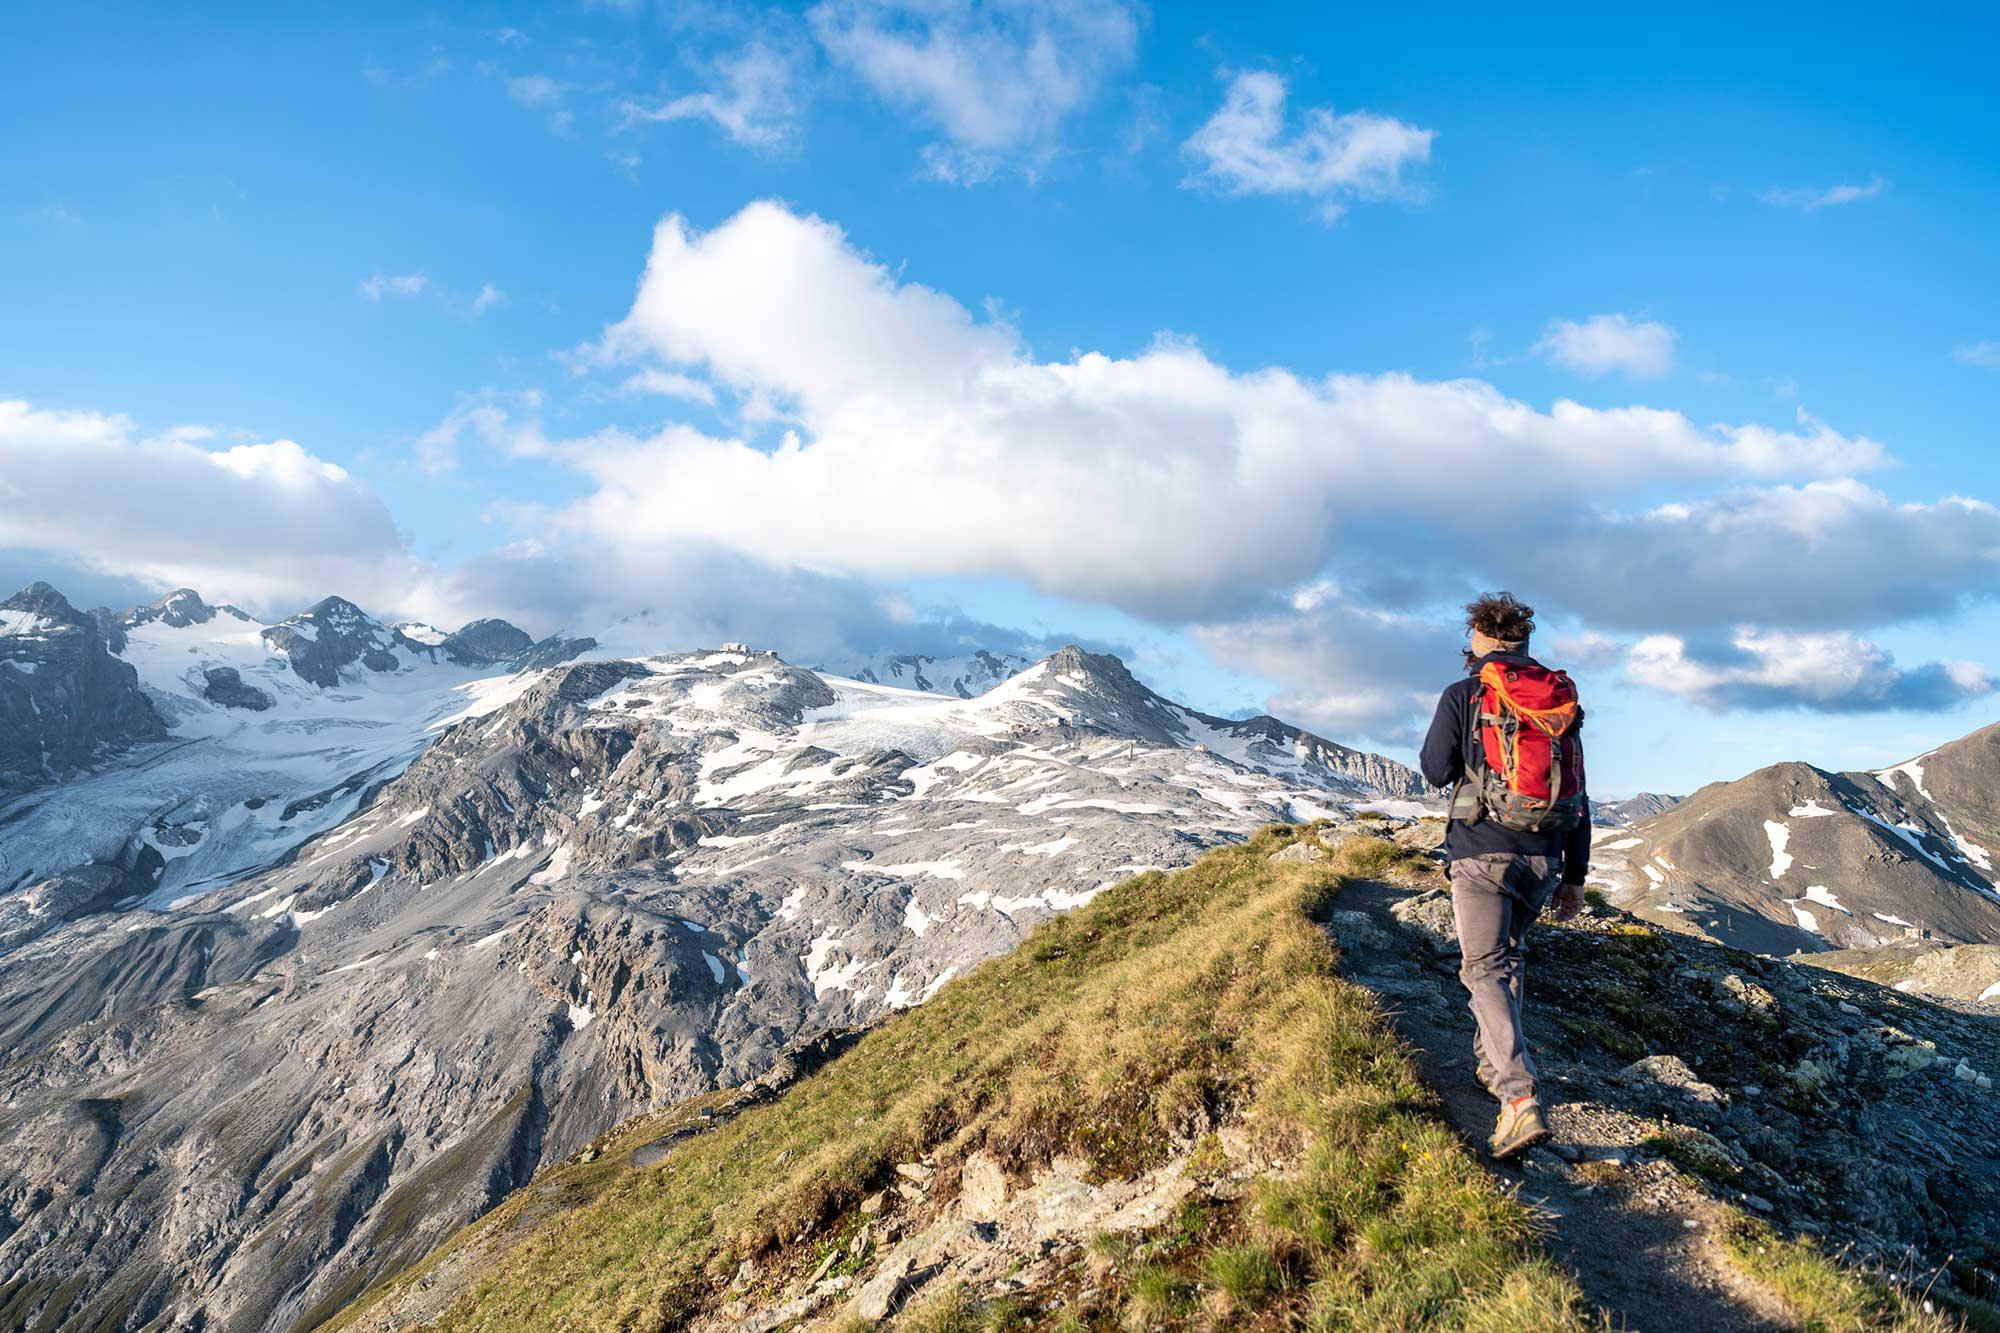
[1331,876,1797,1333]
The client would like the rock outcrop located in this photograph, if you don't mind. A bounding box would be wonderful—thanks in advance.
[0,582,165,798]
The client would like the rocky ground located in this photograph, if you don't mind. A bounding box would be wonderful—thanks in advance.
[1337,822,1999,1330]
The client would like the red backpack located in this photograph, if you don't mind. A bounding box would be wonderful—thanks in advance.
[1451,660,1586,833]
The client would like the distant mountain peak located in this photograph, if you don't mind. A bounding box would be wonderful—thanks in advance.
[3,581,86,626]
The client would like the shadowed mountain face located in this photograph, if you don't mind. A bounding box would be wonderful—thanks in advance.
[0,585,1423,1333]
[1589,724,2000,956]
[0,582,165,799]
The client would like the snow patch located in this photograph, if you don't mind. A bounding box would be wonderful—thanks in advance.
[842,858,964,880]
[1763,820,1793,879]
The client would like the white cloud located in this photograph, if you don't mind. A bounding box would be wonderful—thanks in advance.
[1181,70,1434,221]
[621,42,801,150]
[1192,590,1459,745]
[0,399,417,615]
[471,283,507,316]
[1535,313,1678,380]
[550,202,1894,629]
[506,73,563,107]
[358,272,429,301]
[1489,480,2000,634]
[1759,175,1888,211]
[1628,629,1994,713]
[1953,340,2000,370]
[0,397,1075,668]
[619,368,718,405]
[1548,629,1625,669]
[809,0,1141,181]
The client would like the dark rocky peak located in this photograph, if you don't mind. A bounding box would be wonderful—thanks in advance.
[513,633,599,672]
[2,581,89,629]
[292,595,381,635]
[2,582,165,797]
[119,587,252,632]
[443,618,533,665]
[1593,792,1685,828]
[262,595,399,688]
[389,617,536,668]
[1040,644,1143,693]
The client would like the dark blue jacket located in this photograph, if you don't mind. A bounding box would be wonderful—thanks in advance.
[1419,649,1592,883]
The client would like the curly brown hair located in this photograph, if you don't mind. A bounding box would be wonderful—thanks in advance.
[1465,591,1535,644]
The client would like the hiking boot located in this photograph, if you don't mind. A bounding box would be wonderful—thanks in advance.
[1489,1096,1549,1160]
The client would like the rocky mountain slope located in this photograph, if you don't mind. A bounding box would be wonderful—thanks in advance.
[322,825,1999,1333]
[0,582,165,798]
[1588,724,2000,956]
[0,583,1424,1333]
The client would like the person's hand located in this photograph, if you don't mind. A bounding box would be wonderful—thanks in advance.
[1552,882,1587,922]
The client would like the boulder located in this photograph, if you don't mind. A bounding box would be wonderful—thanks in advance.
[1615,1054,1724,1104]
[1389,890,1461,955]
[958,1150,1008,1222]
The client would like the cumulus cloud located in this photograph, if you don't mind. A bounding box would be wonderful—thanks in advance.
[808,0,1140,181]
[1181,70,1435,221]
[471,283,507,315]
[0,396,1111,674]
[0,399,416,615]
[1535,313,1678,380]
[1759,175,1888,211]
[358,272,429,301]
[567,201,1889,626]
[1477,481,2000,634]
[621,41,801,150]
[1628,630,1994,713]
[1191,587,1460,747]
[1953,340,2000,370]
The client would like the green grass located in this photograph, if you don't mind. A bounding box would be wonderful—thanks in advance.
[323,826,1595,1332]
[1718,1213,1971,1333]
[1328,832,1435,881]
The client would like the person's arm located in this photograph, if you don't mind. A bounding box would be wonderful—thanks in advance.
[1418,682,1465,791]
[1554,727,1591,919]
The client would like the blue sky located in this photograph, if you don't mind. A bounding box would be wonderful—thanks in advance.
[4,1,1998,797]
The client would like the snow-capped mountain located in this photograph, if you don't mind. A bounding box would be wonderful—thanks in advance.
[1588,724,2000,955]
[815,648,1032,698]
[1590,791,1682,827]
[0,584,1424,1333]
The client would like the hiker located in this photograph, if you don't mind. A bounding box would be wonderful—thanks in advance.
[1419,592,1590,1160]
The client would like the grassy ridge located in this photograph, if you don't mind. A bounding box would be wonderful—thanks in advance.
[324,826,1596,1331]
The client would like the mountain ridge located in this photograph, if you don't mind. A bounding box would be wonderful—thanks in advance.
[0,579,1428,1333]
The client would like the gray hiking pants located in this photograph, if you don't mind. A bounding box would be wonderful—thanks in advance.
[1449,853,1560,1104]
